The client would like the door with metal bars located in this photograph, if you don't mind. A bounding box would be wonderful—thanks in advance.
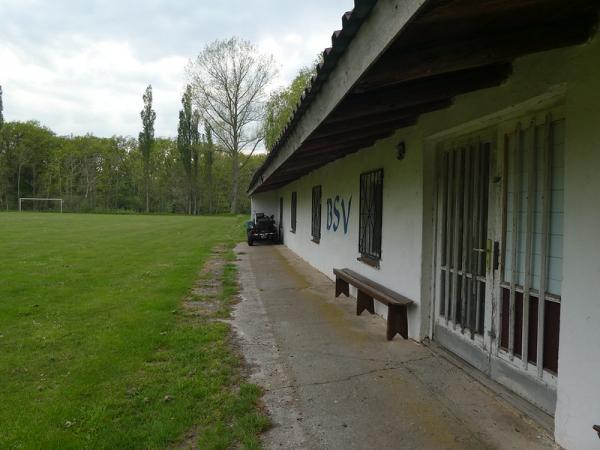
[434,112,564,400]
[435,138,493,357]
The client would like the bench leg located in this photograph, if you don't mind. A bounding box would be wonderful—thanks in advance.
[387,304,408,340]
[357,290,375,316]
[335,277,349,297]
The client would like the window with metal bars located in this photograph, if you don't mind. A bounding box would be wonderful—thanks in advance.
[290,192,297,233]
[311,186,321,242]
[359,169,383,263]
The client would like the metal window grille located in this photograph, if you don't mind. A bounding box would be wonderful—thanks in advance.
[291,192,297,232]
[359,169,383,260]
[311,186,321,241]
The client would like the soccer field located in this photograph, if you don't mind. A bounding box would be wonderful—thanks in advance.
[0,213,268,449]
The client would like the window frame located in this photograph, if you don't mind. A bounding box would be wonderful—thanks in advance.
[311,185,322,243]
[358,168,384,266]
[290,191,297,233]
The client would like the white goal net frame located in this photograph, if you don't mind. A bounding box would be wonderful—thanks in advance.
[19,198,63,213]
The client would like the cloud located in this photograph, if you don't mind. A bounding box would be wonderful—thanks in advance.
[0,0,353,138]
[1,36,187,137]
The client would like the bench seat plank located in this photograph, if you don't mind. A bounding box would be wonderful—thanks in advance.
[333,268,413,306]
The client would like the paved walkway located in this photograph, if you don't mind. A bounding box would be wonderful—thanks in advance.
[232,244,557,450]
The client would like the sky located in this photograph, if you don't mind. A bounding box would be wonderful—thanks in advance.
[0,0,352,138]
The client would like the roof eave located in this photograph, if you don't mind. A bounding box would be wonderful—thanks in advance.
[248,0,428,195]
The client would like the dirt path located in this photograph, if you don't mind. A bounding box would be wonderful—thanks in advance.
[233,243,558,450]
[175,244,269,449]
[181,244,229,319]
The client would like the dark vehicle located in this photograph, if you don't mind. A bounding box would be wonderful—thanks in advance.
[247,213,280,246]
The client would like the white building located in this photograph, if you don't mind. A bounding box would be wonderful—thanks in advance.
[248,1,600,449]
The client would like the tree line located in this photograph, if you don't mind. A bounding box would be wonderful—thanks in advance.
[0,37,315,215]
[0,118,264,214]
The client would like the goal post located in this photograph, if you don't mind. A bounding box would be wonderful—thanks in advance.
[18,198,63,213]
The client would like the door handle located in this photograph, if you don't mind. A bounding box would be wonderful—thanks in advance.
[473,242,499,271]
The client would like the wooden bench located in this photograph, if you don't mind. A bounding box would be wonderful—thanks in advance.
[333,268,414,340]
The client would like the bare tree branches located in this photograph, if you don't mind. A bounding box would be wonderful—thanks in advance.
[187,37,276,213]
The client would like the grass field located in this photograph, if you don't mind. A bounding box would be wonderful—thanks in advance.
[0,212,268,449]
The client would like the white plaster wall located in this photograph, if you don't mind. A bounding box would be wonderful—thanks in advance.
[554,35,600,450]
[253,127,425,339]
[250,28,600,449]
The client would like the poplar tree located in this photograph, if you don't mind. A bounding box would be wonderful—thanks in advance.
[177,85,199,214]
[0,86,4,130]
[0,86,5,210]
[139,85,156,213]
[204,121,214,214]
[191,109,201,214]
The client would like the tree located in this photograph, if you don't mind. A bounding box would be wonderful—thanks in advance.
[203,121,215,214]
[177,85,199,214]
[262,65,315,151]
[1,121,55,205]
[0,86,5,209]
[0,85,4,131]
[187,37,276,213]
[191,109,201,214]
[139,85,156,213]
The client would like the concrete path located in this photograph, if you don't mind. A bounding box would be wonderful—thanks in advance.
[232,244,557,450]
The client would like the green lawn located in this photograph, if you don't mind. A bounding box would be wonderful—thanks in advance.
[0,212,268,449]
